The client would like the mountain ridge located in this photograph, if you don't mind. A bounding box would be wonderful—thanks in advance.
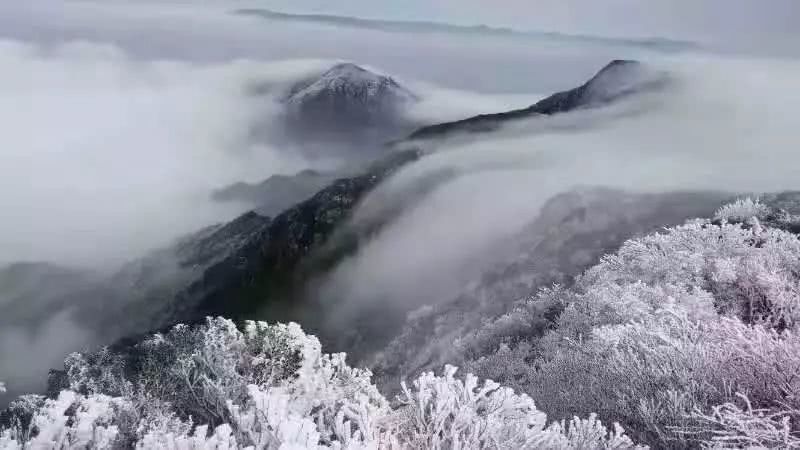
[274,62,420,154]
[405,59,667,140]
[235,8,698,52]
[283,62,416,131]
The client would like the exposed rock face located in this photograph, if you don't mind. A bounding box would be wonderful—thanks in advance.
[407,60,666,140]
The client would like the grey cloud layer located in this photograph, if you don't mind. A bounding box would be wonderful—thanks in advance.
[251,0,799,55]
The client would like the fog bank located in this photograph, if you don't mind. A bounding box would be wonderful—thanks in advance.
[316,55,800,341]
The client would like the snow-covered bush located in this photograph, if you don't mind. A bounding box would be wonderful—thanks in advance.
[1,319,639,449]
[385,365,643,449]
[581,219,800,327]
[553,220,800,445]
[454,284,567,362]
[466,216,800,373]
[9,198,800,449]
[713,197,770,224]
[688,393,800,449]
[394,365,549,448]
[457,200,800,448]
[0,391,128,449]
[530,312,800,446]
[0,394,47,445]
[60,318,390,448]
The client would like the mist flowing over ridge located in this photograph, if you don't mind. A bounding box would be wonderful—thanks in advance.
[2,2,800,448]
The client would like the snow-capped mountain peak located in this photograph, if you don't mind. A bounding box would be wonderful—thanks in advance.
[285,62,416,109]
[280,63,418,142]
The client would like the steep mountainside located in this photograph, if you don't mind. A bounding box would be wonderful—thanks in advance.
[92,149,422,341]
[94,211,273,339]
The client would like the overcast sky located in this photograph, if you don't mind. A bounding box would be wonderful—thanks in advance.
[246,0,799,51]
[3,1,794,57]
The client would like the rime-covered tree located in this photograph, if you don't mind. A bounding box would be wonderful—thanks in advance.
[1,319,638,449]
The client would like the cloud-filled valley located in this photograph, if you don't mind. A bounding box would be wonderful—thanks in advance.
[0,38,536,268]
[2,2,800,447]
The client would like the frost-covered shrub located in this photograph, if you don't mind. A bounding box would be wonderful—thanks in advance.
[137,422,240,449]
[689,394,800,449]
[528,309,718,448]
[547,281,717,346]
[537,218,800,446]
[714,197,770,224]
[699,320,800,412]
[62,318,389,448]
[0,394,46,444]
[455,285,567,362]
[2,319,638,449]
[529,300,800,448]
[458,200,800,449]
[391,365,548,448]
[466,217,800,377]
[13,198,799,449]
[385,365,642,450]
[580,220,800,328]
[0,391,129,449]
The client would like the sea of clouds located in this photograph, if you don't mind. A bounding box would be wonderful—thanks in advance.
[1,0,798,405]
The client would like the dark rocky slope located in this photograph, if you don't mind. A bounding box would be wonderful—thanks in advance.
[406,59,666,140]
[96,148,422,338]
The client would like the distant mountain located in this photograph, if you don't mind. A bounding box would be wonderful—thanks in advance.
[92,148,422,340]
[281,63,418,143]
[0,60,684,367]
[406,59,667,140]
[142,60,675,351]
[0,147,419,346]
[212,169,338,218]
[74,60,667,339]
[236,8,698,52]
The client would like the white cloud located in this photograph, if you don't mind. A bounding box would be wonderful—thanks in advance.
[1,0,798,404]
[0,0,658,93]
[319,54,800,320]
[0,40,318,267]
